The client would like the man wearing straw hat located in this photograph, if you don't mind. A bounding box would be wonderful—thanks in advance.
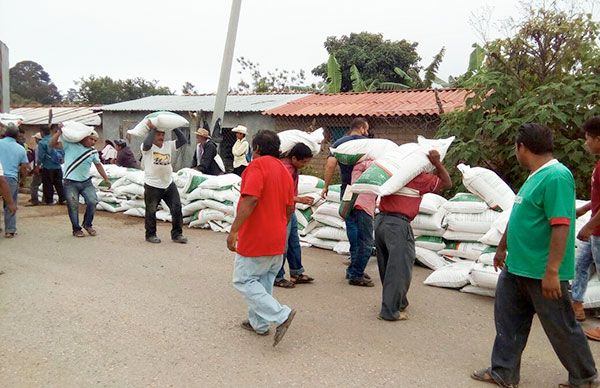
[192,128,223,175]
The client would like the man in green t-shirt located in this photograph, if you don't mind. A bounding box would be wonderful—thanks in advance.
[471,123,597,388]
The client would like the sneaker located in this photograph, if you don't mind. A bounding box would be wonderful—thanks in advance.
[172,235,188,244]
[146,236,161,243]
[72,230,85,238]
[241,320,269,336]
[84,227,97,236]
[572,301,586,322]
[273,309,296,347]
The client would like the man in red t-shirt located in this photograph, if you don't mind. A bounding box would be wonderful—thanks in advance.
[227,130,297,347]
[571,117,600,333]
[376,150,451,321]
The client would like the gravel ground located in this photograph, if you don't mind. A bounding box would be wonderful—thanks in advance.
[1,194,600,387]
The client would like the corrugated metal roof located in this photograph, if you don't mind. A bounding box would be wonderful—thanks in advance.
[10,107,102,126]
[99,94,310,112]
[263,89,471,117]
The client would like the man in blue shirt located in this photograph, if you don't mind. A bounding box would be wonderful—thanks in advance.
[321,118,375,287]
[0,125,29,237]
[50,125,111,237]
[37,125,66,205]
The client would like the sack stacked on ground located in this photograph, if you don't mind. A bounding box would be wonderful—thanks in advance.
[184,174,241,230]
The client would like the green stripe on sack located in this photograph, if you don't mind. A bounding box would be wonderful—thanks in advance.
[416,236,443,244]
[298,207,313,222]
[449,193,484,203]
[482,246,497,254]
[354,163,392,187]
[444,242,459,250]
[332,152,366,165]
[329,184,341,193]
[186,175,209,193]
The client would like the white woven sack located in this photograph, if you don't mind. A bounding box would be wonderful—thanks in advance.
[583,280,600,309]
[329,138,399,166]
[296,193,322,210]
[479,228,503,246]
[411,208,446,231]
[61,121,95,143]
[333,241,351,255]
[412,227,445,237]
[124,207,145,217]
[443,230,485,242]
[127,111,189,137]
[438,242,488,261]
[443,193,489,214]
[156,210,171,222]
[91,164,129,180]
[419,193,447,215]
[313,226,348,241]
[113,183,145,198]
[298,220,318,236]
[279,128,324,155]
[468,263,500,289]
[314,202,343,219]
[352,137,454,196]
[97,200,130,213]
[460,285,496,297]
[302,235,338,250]
[445,209,501,234]
[457,164,515,211]
[478,251,496,266]
[188,187,237,203]
[298,175,324,195]
[198,173,241,190]
[201,199,235,215]
[415,236,446,251]
[182,200,207,217]
[415,247,450,270]
[423,260,475,289]
[313,213,345,229]
[326,189,341,203]
[295,209,312,228]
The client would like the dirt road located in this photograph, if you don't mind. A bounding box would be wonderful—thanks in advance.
[1,196,599,387]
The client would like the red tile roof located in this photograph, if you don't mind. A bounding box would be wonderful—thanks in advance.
[263,89,470,117]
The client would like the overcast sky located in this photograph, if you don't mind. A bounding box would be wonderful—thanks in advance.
[1,0,597,95]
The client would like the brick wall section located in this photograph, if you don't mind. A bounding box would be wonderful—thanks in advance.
[271,115,441,178]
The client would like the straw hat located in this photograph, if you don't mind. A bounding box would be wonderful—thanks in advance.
[232,125,247,135]
[195,128,211,138]
[32,132,42,140]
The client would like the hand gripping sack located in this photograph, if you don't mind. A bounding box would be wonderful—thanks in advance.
[457,164,515,211]
[127,111,189,137]
[352,136,455,196]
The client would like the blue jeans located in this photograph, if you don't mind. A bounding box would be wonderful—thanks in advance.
[232,254,292,334]
[3,177,18,233]
[490,270,597,386]
[345,208,374,280]
[276,214,304,280]
[572,237,600,302]
[64,178,98,232]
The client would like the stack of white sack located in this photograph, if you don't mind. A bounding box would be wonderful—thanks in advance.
[184,173,241,232]
[90,165,142,213]
[295,177,349,255]
[442,193,502,242]
[411,193,450,270]
[278,128,324,156]
[127,111,189,137]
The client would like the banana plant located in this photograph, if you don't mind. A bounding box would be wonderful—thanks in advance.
[350,65,377,92]
[326,54,342,93]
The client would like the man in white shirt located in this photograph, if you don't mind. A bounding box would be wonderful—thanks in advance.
[142,121,188,244]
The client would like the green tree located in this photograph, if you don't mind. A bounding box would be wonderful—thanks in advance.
[181,82,197,95]
[233,57,318,93]
[9,61,62,105]
[72,76,173,104]
[312,32,421,92]
[437,5,600,197]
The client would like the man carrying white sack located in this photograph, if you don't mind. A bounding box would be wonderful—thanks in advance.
[376,150,451,321]
[471,123,597,388]
[49,125,111,237]
[142,121,188,244]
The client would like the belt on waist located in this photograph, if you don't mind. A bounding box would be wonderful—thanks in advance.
[377,212,410,222]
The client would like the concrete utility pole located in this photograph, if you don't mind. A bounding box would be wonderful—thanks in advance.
[211,0,242,142]
[0,41,9,113]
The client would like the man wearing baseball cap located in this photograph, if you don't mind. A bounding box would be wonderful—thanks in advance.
[191,128,222,175]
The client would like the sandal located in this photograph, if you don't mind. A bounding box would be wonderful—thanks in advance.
[4,232,15,238]
[291,274,314,284]
[274,279,295,288]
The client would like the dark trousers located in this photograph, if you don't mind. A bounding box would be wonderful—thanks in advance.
[276,214,304,280]
[41,168,65,204]
[30,173,42,204]
[374,213,415,320]
[490,270,597,386]
[144,182,183,239]
[233,165,247,176]
[346,208,374,280]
